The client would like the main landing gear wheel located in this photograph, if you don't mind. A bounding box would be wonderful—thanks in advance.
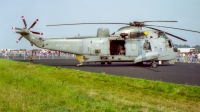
[150,60,157,68]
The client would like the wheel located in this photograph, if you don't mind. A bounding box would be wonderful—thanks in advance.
[151,62,157,68]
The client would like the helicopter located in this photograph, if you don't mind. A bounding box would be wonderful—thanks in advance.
[12,16,200,67]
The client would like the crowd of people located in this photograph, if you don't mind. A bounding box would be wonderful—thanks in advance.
[0,49,76,59]
[175,52,200,63]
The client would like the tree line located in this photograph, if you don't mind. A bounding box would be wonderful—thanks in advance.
[174,44,200,51]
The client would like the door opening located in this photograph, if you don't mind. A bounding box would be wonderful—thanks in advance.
[110,40,125,55]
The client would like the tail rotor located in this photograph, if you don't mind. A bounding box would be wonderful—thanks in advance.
[12,16,43,43]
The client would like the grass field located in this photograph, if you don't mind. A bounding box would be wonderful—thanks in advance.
[0,59,200,112]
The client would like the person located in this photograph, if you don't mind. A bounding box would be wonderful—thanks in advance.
[117,45,123,55]
[178,53,180,62]
[180,53,183,62]
[55,51,59,57]
[25,50,29,57]
[194,53,198,63]
[182,53,186,62]
[52,51,55,57]
[48,50,51,57]
[185,53,188,63]
[176,54,179,62]
[34,51,37,59]
[2,49,5,57]
[187,53,191,63]
[42,50,46,57]
[5,49,8,58]
[13,50,16,59]
[19,50,22,57]
[197,52,200,63]
[191,53,195,63]
[37,50,40,57]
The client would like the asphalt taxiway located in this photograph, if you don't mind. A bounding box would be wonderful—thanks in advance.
[12,58,200,86]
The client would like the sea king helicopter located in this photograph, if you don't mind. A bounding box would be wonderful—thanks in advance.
[12,16,200,67]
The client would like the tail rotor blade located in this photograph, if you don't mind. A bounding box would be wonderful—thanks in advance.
[28,19,38,30]
[16,36,23,43]
[31,31,43,35]
[22,16,27,29]
[12,27,22,30]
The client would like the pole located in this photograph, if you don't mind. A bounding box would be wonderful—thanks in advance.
[39,51,40,60]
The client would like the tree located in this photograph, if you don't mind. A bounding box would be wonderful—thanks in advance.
[174,44,190,48]
[174,44,200,52]
[192,45,200,52]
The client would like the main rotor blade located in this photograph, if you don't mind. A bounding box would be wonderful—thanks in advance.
[12,27,22,30]
[31,31,43,35]
[28,19,38,30]
[46,23,128,26]
[165,32,187,42]
[22,16,27,28]
[145,26,187,41]
[46,21,177,26]
[141,21,177,23]
[145,25,200,33]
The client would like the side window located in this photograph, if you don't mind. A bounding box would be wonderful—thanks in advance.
[143,40,151,50]
[166,40,172,48]
[168,40,172,48]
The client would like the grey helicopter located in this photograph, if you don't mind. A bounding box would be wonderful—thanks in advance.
[12,16,200,67]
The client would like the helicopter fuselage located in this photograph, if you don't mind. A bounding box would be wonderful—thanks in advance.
[19,28,178,66]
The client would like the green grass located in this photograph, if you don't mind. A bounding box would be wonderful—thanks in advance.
[0,59,200,112]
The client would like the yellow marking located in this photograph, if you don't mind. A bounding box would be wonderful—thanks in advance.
[76,55,83,63]
[143,31,149,36]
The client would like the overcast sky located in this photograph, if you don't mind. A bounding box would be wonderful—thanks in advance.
[1,0,200,49]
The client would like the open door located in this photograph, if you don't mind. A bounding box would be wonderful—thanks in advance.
[110,40,125,55]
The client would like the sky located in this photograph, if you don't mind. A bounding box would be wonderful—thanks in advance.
[1,0,200,49]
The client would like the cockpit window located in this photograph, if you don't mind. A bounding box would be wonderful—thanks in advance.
[158,32,164,37]
[158,31,168,39]
[163,34,169,39]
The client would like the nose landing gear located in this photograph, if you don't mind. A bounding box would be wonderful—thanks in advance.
[150,60,157,68]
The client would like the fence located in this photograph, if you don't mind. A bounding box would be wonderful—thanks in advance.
[0,52,76,60]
